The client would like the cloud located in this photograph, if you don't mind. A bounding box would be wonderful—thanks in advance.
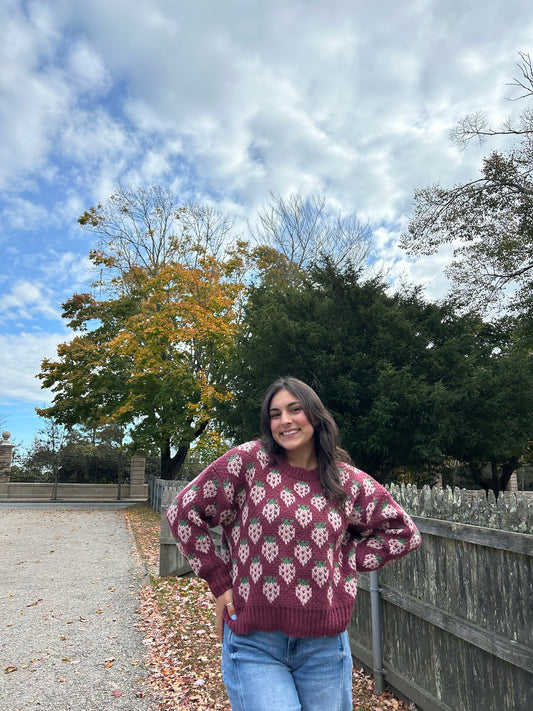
[0,331,64,403]
[0,281,59,324]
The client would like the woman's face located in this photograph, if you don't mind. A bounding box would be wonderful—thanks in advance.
[268,388,316,466]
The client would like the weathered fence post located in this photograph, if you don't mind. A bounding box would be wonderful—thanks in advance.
[0,431,14,498]
[160,488,194,577]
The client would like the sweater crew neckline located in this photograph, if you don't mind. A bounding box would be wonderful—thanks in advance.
[276,454,320,483]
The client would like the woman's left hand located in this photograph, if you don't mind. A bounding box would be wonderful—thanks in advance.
[215,589,236,641]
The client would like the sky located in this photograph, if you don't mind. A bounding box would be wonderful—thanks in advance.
[1,0,532,451]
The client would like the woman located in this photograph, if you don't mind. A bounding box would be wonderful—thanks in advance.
[167,377,421,711]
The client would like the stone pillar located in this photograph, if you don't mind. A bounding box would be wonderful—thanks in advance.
[129,455,148,500]
[507,471,518,493]
[0,431,14,498]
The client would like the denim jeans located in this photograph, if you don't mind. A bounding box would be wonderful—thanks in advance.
[221,625,353,711]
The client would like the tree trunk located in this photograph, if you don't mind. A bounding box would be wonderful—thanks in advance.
[159,420,210,480]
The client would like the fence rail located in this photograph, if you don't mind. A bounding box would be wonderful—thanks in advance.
[152,478,533,711]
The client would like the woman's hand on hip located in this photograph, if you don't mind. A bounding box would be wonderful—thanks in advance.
[215,589,236,641]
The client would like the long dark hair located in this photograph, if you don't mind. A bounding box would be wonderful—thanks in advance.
[260,376,352,506]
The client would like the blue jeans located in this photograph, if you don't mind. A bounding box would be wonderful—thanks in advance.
[221,625,353,711]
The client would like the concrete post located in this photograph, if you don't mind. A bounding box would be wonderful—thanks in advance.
[0,431,14,498]
[129,455,148,500]
[507,471,518,493]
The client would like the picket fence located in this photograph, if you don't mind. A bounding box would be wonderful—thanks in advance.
[153,479,533,711]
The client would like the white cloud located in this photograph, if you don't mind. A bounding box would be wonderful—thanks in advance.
[0,331,64,403]
[1,0,532,443]
[0,281,59,324]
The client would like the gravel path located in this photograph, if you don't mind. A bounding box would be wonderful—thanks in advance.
[0,506,153,711]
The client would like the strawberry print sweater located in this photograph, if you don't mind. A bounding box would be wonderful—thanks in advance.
[167,440,421,638]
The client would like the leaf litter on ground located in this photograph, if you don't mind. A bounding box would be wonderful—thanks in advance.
[124,502,417,711]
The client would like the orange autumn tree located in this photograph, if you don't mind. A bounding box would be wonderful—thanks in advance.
[37,186,248,479]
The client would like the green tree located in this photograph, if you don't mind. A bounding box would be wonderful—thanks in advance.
[401,52,533,316]
[37,186,249,479]
[222,261,532,493]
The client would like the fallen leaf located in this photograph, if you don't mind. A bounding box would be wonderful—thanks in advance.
[4,666,18,674]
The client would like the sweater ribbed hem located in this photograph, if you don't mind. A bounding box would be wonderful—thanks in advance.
[224,602,354,638]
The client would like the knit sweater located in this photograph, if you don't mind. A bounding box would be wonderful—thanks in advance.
[167,440,421,638]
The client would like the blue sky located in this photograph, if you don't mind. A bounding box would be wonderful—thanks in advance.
[1,0,532,451]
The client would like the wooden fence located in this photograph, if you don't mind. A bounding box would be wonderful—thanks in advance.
[154,480,533,711]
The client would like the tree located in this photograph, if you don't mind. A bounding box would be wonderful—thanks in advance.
[222,260,532,493]
[401,52,533,316]
[37,186,248,479]
[250,192,372,287]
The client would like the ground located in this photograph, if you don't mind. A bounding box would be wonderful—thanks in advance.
[124,503,415,711]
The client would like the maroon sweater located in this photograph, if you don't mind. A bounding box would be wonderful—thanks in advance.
[167,440,421,637]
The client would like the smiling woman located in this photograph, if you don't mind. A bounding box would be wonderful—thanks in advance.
[166,375,421,711]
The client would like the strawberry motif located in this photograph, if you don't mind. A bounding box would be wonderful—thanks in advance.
[257,448,270,469]
[338,467,349,485]
[231,560,239,583]
[295,504,312,527]
[350,504,364,524]
[343,499,354,517]
[238,576,250,601]
[248,517,263,544]
[262,498,280,523]
[351,481,362,499]
[295,579,312,605]
[366,497,378,520]
[195,534,211,554]
[250,556,263,583]
[238,538,250,563]
[294,481,310,498]
[203,479,218,499]
[205,503,217,518]
[333,562,341,586]
[409,531,422,550]
[238,441,256,452]
[344,573,357,597]
[182,485,199,506]
[363,477,376,497]
[363,552,382,569]
[245,463,256,486]
[311,560,328,587]
[381,501,399,519]
[389,538,406,555]
[311,522,328,548]
[189,555,202,575]
[250,480,266,505]
[368,536,385,550]
[219,509,237,526]
[347,549,357,570]
[294,540,312,565]
[262,536,279,563]
[267,469,282,488]
[279,557,295,584]
[178,521,192,544]
[280,486,295,506]
[278,518,295,544]
[227,453,243,476]
[263,576,280,603]
[327,583,333,606]
[223,478,235,502]
[236,487,246,509]
[231,521,242,544]
[188,507,203,527]
[328,507,343,531]
[310,493,327,511]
